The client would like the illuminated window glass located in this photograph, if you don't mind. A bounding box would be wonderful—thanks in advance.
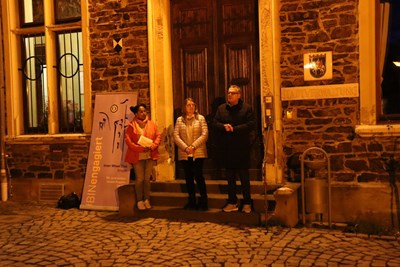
[20,0,44,26]
[55,0,81,23]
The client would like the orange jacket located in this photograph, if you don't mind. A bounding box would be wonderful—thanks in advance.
[124,118,161,165]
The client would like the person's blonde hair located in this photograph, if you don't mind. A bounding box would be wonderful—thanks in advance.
[182,98,198,117]
[229,85,241,93]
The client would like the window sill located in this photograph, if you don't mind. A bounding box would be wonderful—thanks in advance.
[5,133,91,144]
[355,124,400,137]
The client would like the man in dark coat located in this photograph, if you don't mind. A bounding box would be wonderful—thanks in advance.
[213,85,255,213]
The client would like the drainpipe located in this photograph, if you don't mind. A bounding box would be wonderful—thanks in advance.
[0,12,8,202]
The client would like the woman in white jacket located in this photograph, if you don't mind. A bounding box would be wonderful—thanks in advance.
[173,98,209,210]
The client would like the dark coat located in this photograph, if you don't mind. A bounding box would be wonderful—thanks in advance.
[213,99,255,169]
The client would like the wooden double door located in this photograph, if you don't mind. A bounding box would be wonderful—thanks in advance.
[171,0,262,180]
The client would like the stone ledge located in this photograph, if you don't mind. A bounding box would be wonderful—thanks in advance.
[355,124,400,137]
[281,83,359,101]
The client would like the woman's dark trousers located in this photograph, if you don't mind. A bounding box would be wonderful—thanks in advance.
[182,158,208,210]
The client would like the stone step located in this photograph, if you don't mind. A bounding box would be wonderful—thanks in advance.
[132,206,262,226]
[149,192,276,213]
[150,179,282,195]
[150,192,275,212]
[117,180,287,226]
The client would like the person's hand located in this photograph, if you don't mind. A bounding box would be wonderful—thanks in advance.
[224,124,233,132]
[185,146,195,154]
[150,143,156,151]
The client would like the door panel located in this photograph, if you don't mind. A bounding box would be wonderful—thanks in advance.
[171,0,261,180]
[171,0,216,117]
[182,48,209,115]
[224,44,254,106]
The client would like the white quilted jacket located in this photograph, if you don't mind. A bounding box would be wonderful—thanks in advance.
[173,114,208,161]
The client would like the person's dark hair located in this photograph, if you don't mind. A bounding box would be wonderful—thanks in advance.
[130,104,147,114]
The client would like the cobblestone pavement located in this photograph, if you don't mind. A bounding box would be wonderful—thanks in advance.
[0,201,399,267]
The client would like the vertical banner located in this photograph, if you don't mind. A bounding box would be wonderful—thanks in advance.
[80,92,138,211]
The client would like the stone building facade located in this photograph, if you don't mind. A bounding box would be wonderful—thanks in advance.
[280,0,399,184]
[280,0,398,230]
[281,0,366,182]
[1,0,399,229]
[1,0,153,201]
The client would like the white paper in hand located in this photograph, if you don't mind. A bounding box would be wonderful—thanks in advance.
[138,135,153,148]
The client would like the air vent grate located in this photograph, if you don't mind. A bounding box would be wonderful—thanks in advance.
[39,183,65,202]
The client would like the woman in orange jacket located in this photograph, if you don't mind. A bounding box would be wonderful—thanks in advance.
[125,104,161,210]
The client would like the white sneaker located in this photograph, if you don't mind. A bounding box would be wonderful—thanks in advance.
[242,204,251,214]
[137,201,146,210]
[223,203,239,212]
[144,199,152,209]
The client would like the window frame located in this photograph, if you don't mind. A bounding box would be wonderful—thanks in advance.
[376,0,400,122]
[1,0,91,136]
[357,0,400,136]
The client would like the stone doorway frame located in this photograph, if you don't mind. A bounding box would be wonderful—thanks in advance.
[147,0,283,183]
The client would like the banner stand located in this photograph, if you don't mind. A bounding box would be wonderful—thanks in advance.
[80,92,138,211]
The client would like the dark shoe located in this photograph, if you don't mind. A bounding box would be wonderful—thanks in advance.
[197,202,208,211]
[197,197,208,211]
[184,202,197,210]
[184,195,197,210]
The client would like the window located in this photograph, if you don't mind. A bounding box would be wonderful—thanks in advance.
[21,34,47,133]
[20,0,44,26]
[11,0,85,134]
[19,0,84,133]
[357,0,400,135]
[55,0,81,23]
[57,31,84,133]
[378,0,400,121]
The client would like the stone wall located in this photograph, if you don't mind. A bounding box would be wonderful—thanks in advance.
[5,137,90,200]
[7,140,88,180]
[280,0,359,87]
[280,0,399,184]
[89,0,150,107]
